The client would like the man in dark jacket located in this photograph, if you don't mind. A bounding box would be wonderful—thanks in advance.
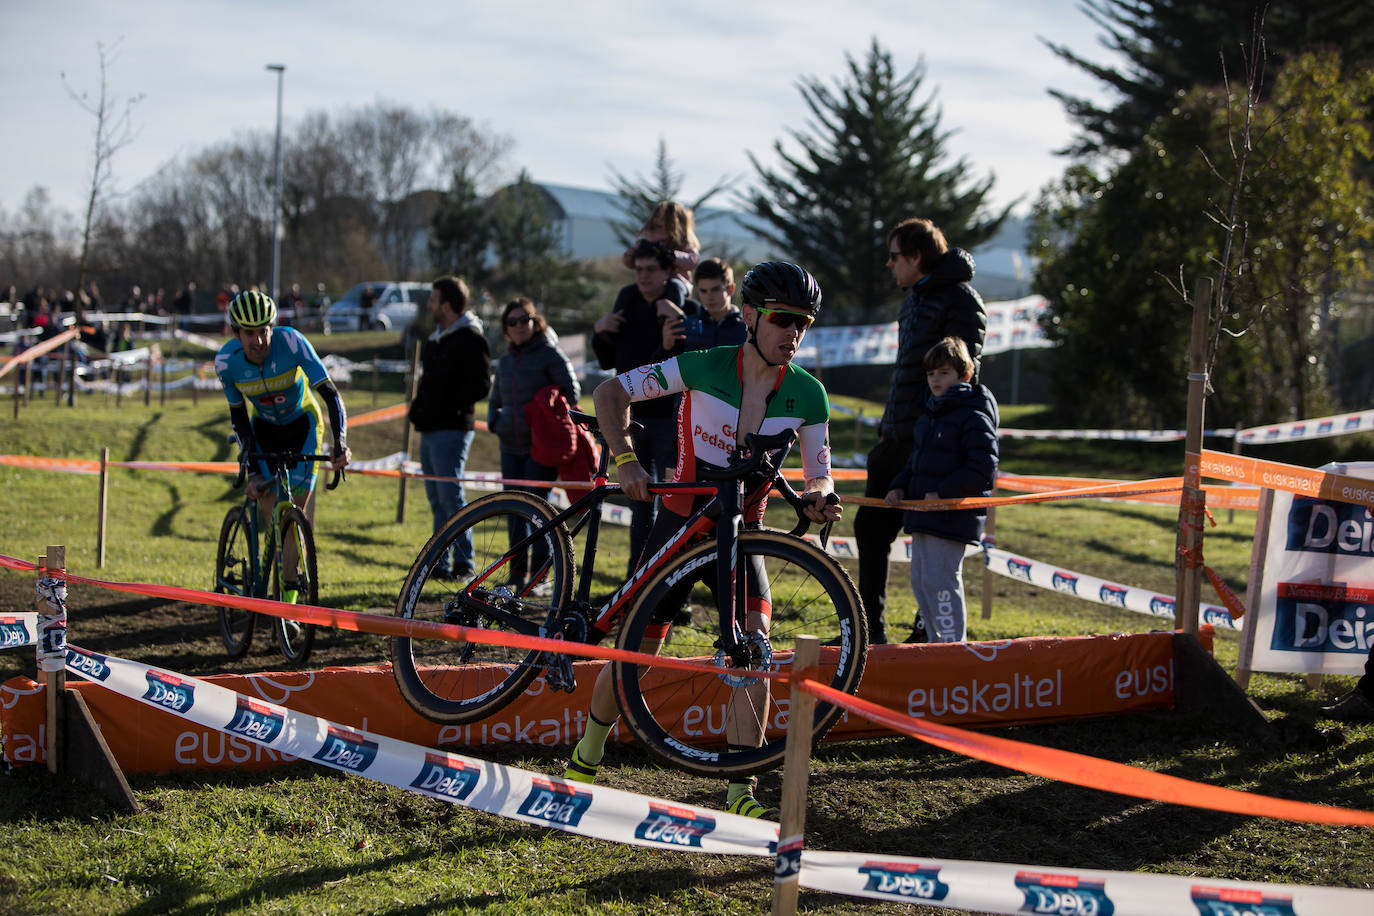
[855,217,987,643]
[409,275,492,578]
[591,240,688,572]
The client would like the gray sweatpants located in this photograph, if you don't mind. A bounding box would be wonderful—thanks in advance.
[908,532,969,642]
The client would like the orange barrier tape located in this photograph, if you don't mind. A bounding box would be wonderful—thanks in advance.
[1204,565,1248,620]
[0,328,80,379]
[1000,472,1261,511]
[847,477,1184,511]
[1194,449,1374,510]
[349,402,491,432]
[802,678,1374,828]
[0,553,785,685]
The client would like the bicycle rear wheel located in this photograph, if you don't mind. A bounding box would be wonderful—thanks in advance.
[272,506,318,665]
[215,505,257,658]
[392,490,574,725]
[613,529,867,778]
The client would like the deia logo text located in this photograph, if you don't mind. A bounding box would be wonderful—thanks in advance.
[226,697,285,744]
[858,861,950,901]
[1099,584,1129,608]
[312,726,379,772]
[1285,498,1374,558]
[66,648,112,681]
[1051,572,1079,595]
[1270,582,1374,656]
[1202,607,1236,628]
[1148,596,1175,617]
[634,802,715,848]
[1190,886,1295,916]
[1006,558,1033,581]
[1015,871,1114,915]
[0,617,31,650]
[518,777,592,827]
[143,671,195,712]
[410,752,479,801]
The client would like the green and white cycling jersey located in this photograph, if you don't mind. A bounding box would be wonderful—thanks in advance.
[616,345,831,517]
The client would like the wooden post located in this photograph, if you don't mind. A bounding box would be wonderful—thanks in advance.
[981,506,996,620]
[1227,423,1243,525]
[771,635,819,916]
[1174,277,1211,634]
[1233,487,1273,690]
[53,349,64,404]
[66,347,76,408]
[159,359,167,406]
[38,545,67,775]
[144,350,153,406]
[397,340,421,523]
[97,447,109,568]
[23,356,32,407]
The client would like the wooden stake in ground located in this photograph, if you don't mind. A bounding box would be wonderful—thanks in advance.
[771,635,819,916]
[397,340,421,524]
[97,447,109,568]
[1174,277,1211,634]
[37,545,67,776]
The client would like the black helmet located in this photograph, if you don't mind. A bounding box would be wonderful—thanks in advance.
[739,261,822,315]
[227,290,277,329]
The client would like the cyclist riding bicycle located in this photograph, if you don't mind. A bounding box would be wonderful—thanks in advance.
[215,290,352,601]
[565,260,843,818]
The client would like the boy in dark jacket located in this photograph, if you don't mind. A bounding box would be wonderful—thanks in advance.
[884,336,998,642]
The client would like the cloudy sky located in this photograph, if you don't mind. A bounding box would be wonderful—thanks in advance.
[1,0,1114,221]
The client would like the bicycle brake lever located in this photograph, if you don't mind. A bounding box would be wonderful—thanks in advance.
[818,493,839,548]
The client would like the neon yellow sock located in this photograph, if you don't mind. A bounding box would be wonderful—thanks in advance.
[575,712,614,766]
[726,776,758,805]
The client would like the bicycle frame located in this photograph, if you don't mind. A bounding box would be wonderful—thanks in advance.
[456,428,806,667]
[235,452,341,598]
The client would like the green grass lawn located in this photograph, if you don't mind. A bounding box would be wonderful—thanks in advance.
[1,382,1372,914]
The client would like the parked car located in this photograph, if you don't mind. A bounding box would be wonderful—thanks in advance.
[322,282,430,334]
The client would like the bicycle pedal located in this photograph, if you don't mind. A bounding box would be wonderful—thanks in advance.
[545,656,577,693]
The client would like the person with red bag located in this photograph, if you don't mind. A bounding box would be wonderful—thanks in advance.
[487,297,581,590]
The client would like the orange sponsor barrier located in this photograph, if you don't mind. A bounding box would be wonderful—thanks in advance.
[803,678,1374,828]
[1,634,1177,773]
[1193,449,1374,510]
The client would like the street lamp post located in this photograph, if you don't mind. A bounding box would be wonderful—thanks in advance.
[266,64,285,303]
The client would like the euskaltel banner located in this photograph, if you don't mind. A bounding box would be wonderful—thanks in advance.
[2,632,1175,773]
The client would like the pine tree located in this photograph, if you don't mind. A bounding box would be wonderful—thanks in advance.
[745,38,1009,321]
[1045,0,1374,158]
[429,164,492,287]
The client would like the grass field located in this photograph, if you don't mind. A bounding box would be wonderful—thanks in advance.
[1,363,1373,914]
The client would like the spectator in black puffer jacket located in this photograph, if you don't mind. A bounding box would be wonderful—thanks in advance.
[409,276,492,579]
[856,217,987,644]
[885,336,998,644]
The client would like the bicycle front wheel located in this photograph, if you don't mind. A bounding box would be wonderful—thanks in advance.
[392,491,574,725]
[613,529,867,778]
[272,506,318,665]
[215,505,257,659]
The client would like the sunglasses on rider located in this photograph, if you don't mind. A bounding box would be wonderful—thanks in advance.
[757,307,814,332]
[505,313,534,327]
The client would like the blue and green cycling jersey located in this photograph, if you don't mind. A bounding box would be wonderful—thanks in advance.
[215,327,331,496]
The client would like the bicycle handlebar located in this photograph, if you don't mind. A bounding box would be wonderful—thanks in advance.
[237,451,346,491]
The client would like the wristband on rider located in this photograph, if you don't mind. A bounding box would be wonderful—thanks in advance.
[613,451,638,468]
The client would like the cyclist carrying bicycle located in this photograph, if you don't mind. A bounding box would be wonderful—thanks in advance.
[214,290,351,601]
[565,260,843,818]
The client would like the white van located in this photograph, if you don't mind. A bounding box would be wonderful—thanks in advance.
[322,281,430,333]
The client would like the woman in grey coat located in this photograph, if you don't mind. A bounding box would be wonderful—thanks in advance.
[487,297,581,587]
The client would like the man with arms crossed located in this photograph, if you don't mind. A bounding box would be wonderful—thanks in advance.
[565,261,843,818]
